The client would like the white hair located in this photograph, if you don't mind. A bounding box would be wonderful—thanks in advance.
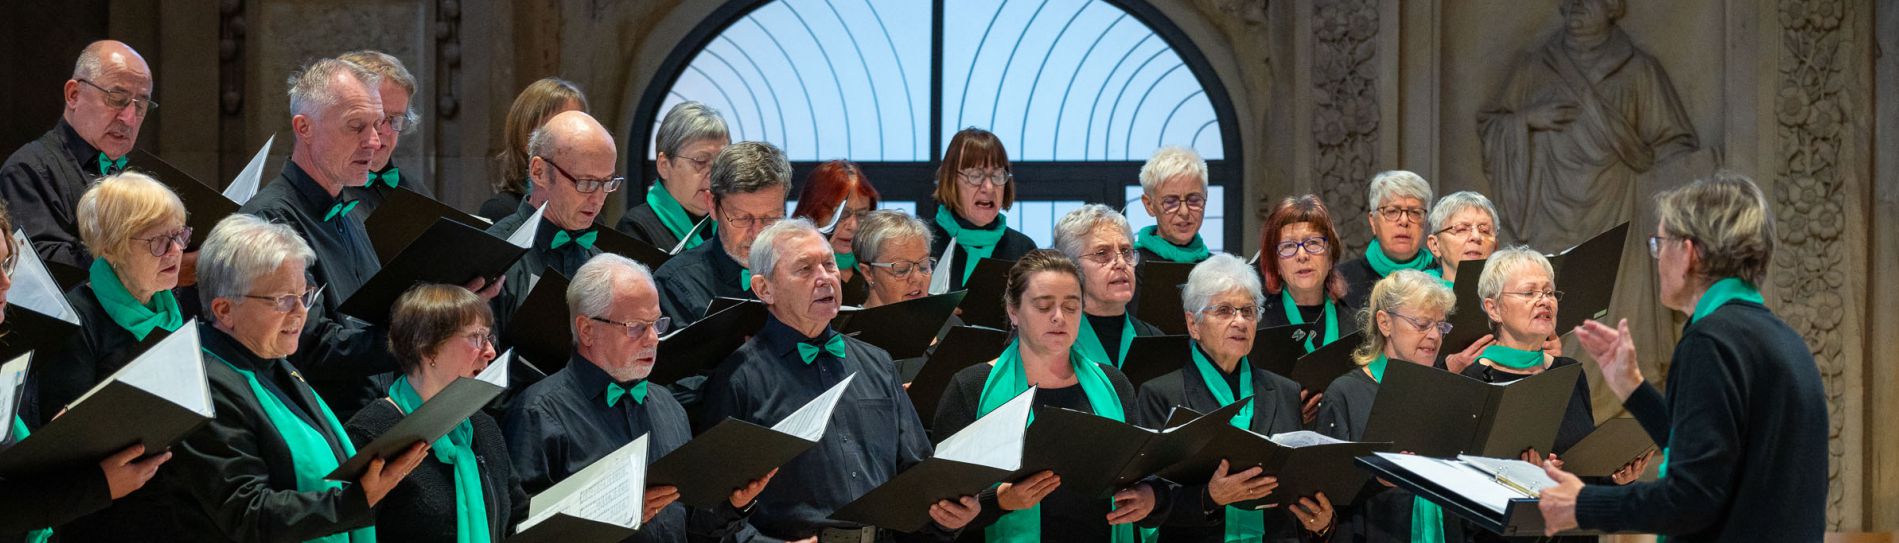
[749,218,822,277]
[655,101,730,158]
[337,50,420,134]
[197,214,316,320]
[1053,204,1134,263]
[1428,191,1500,234]
[1138,146,1208,196]
[1476,246,1554,303]
[286,57,382,119]
[1182,253,1264,319]
[566,253,655,335]
[1366,170,1435,212]
[852,210,932,264]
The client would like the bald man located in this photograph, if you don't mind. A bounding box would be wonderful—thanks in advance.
[485,110,623,339]
[0,40,153,276]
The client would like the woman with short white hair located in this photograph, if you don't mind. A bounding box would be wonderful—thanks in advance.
[1336,171,1436,310]
[1134,146,1212,264]
[1423,191,1500,285]
[1053,204,1164,368]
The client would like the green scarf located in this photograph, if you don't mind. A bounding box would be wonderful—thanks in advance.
[1189,346,1265,541]
[1365,240,1435,277]
[388,377,490,543]
[89,258,183,341]
[645,182,711,251]
[1478,344,1545,370]
[1365,354,1445,543]
[1074,313,1136,369]
[934,209,1007,283]
[11,416,52,542]
[207,349,375,543]
[834,251,857,272]
[1280,289,1339,354]
[975,340,1134,543]
[1423,267,1454,289]
[1133,226,1209,264]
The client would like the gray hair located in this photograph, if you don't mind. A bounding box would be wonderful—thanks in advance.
[1138,146,1208,196]
[287,57,383,119]
[853,210,933,264]
[197,214,316,320]
[1654,172,1775,286]
[336,50,419,134]
[1182,253,1265,320]
[749,218,822,277]
[566,253,655,335]
[1366,170,1435,212]
[710,141,791,199]
[655,101,730,158]
[1477,246,1554,303]
[1053,204,1134,262]
[1428,191,1500,234]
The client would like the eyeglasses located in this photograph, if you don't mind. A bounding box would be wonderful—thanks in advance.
[867,257,934,278]
[538,156,624,193]
[1201,304,1261,321]
[381,113,410,133]
[458,330,497,350]
[1434,222,1494,239]
[671,153,714,173]
[956,169,1012,187]
[129,227,192,257]
[1501,290,1564,304]
[1386,310,1453,336]
[76,79,157,118]
[1158,194,1207,214]
[1275,236,1329,259]
[2,249,18,278]
[589,315,672,338]
[722,212,784,230]
[1376,206,1426,223]
[1079,246,1138,266]
[1646,235,1684,259]
[243,285,323,313]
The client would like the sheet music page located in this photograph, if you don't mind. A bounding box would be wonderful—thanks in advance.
[1269,430,1347,448]
[8,230,79,324]
[224,134,272,204]
[934,387,1032,469]
[771,373,859,441]
[476,349,511,387]
[1374,452,1523,514]
[927,237,955,295]
[0,354,29,441]
[506,204,548,248]
[85,323,212,416]
[520,435,649,531]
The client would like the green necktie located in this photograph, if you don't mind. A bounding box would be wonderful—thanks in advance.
[797,334,848,364]
[95,152,126,175]
[605,381,648,407]
[550,230,598,250]
[323,200,359,222]
[365,167,400,189]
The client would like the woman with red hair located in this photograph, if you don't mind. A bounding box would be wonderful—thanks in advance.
[791,159,879,305]
[1257,195,1354,423]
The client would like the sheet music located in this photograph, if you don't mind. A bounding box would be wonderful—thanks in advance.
[770,373,858,441]
[934,387,1032,469]
[476,349,511,387]
[1375,452,1526,514]
[668,217,710,255]
[1457,455,1559,495]
[224,134,273,204]
[0,354,28,442]
[1269,430,1347,448]
[520,435,649,531]
[8,230,79,324]
[928,237,954,295]
[506,204,548,248]
[71,323,212,416]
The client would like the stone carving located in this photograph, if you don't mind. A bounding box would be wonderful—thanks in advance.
[219,0,246,117]
[1770,0,1848,529]
[1312,0,1379,254]
[435,0,462,118]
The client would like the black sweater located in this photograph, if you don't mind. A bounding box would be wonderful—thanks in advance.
[1574,301,1827,541]
[345,399,528,542]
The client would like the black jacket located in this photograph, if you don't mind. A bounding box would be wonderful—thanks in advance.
[0,121,108,276]
[922,208,1039,293]
[345,399,527,542]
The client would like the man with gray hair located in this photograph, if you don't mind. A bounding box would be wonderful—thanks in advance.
[505,252,772,542]
[485,110,622,339]
[1335,170,1437,309]
[1,40,155,274]
[654,140,789,327]
[618,101,729,250]
[699,219,981,540]
[337,50,434,217]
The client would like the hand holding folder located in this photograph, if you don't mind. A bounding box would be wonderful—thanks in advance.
[510,436,651,543]
[829,387,1036,533]
[327,350,515,480]
[1355,452,1596,537]
[648,374,858,508]
[1361,361,1582,458]
[0,323,213,478]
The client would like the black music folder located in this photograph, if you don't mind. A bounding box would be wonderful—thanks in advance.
[1441,257,1491,355]
[1256,331,1365,393]
[647,299,769,386]
[1361,361,1581,458]
[1134,262,1195,334]
[0,230,81,361]
[953,258,1016,330]
[1548,223,1629,335]
[340,219,530,324]
[833,291,967,360]
[1120,335,1192,388]
[328,350,513,480]
[509,435,649,543]
[1014,401,1249,498]
[830,387,1035,533]
[501,270,574,375]
[363,185,487,263]
[906,325,1011,423]
[1556,417,1656,478]
[648,374,856,508]
[1158,427,1389,508]
[0,353,31,443]
[0,323,213,478]
[1249,322,1321,373]
[589,226,672,271]
[1356,452,1599,537]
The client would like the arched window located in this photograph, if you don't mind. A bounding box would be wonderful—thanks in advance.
[635,0,1240,250]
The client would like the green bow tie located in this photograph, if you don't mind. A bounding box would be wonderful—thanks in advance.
[605,380,648,407]
[740,267,753,290]
[797,334,848,364]
[323,200,359,222]
[551,229,598,250]
[365,167,400,189]
[96,153,126,176]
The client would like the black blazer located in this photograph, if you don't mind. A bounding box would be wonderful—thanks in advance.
[922,208,1038,292]
[1133,359,1311,543]
[345,399,527,542]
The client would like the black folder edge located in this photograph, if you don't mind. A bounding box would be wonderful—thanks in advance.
[363,185,487,264]
[833,290,969,360]
[501,269,575,375]
[1355,455,1600,537]
[325,373,509,481]
[649,300,770,385]
[829,458,1013,533]
[0,353,30,444]
[1134,262,1195,334]
[1230,438,1391,509]
[1553,417,1656,478]
[952,258,1016,329]
[339,218,529,324]
[590,226,673,271]
[1282,331,1366,393]
[645,419,815,509]
[0,323,212,478]
[1362,361,1579,458]
[510,435,648,543]
[1249,322,1321,377]
[1549,223,1629,335]
[1012,400,1247,499]
[126,149,236,249]
[1119,335,1191,388]
[906,325,1011,423]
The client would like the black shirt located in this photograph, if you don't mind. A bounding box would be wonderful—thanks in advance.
[1132,351,1311,543]
[342,160,436,220]
[503,354,749,542]
[695,315,955,541]
[30,282,147,427]
[485,201,603,338]
[0,120,112,275]
[1312,367,1463,543]
[653,240,755,327]
[616,195,707,252]
[1573,301,1827,541]
[1082,313,1166,368]
[922,207,1039,292]
[1333,258,1380,312]
[478,190,525,223]
[345,400,526,542]
[239,160,397,419]
[1258,290,1358,333]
